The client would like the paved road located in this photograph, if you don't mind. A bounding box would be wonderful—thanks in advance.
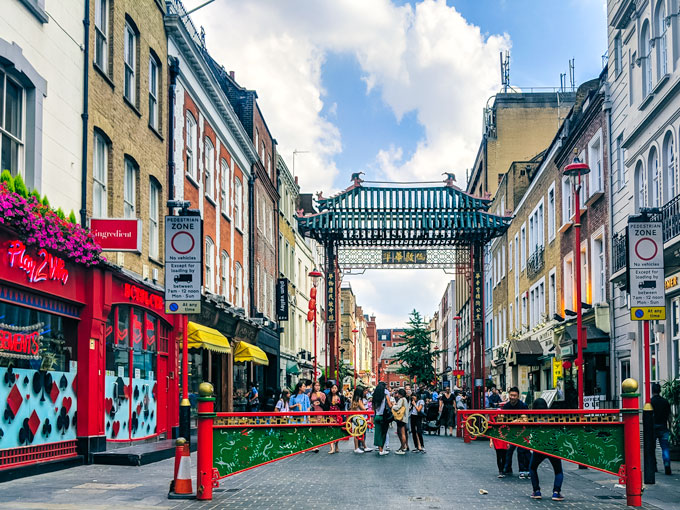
[0,432,675,510]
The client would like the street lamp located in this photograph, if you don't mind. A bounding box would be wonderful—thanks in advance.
[308,269,323,382]
[453,316,462,386]
[352,328,359,388]
[563,155,590,409]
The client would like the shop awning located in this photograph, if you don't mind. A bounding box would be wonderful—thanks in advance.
[509,339,543,366]
[234,341,269,365]
[187,322,232,354]
[286,360,300,374]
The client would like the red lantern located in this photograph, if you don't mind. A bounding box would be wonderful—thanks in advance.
[562,360,572,370]
[310,287,317,299]
[308,299,316,310]
[307,310,315,322]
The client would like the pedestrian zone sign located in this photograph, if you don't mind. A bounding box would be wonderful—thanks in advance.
[165,215,202,314]
[627,220,665,321]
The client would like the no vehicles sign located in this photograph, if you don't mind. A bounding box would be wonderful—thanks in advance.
[628,220,665,320]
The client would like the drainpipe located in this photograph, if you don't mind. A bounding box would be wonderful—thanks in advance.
[604,80,618,402]
[168,57,180,206]
[249,171,257,317]
[80,0,90,227]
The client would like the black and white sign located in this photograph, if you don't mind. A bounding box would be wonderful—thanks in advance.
[628,220,665,320]
[276,278,289,321]
[165,215,202,314]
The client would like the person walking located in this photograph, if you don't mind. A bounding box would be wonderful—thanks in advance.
[651,382,673,475]
[392,388,410,454]
[325,383,345,453]
[528,398,564,500]
[290,381,310,413]
[502,387,530,478]
[490,437,509,478]
[246,382,260,412]
[350,387,372,453]
[372,381,392,456]
[488,386,502,408]
[310,380,326,412]
[439,386,456,436]
[410,393,426,452]
[275,389,291,412]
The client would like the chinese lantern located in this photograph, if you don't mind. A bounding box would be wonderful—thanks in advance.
[307,310,315,322]
[562,360,572,370]
[310,287,317,299]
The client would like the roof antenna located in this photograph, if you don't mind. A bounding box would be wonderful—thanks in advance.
[500,51,510,93]
[569,58,575,91]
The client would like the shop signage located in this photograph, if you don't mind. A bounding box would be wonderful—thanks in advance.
[276,278,289,321]
[165,215,202,314]
[90,218,142,252]
[552,357,562,387]
[381,249,427,264]
[627,220,665,320]
[472,271,483,322]
[665,274,679,292]
[7,240,69,285]
[326,271,336,322]
[124,283,164,311]
[0,323,42,357]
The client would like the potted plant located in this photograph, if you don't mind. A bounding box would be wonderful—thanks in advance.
[661,378,680,461]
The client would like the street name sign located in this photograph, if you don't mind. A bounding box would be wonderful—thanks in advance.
[628,220,665,320]
[165,215,202,314]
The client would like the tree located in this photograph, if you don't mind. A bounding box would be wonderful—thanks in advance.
[392,310,444,386]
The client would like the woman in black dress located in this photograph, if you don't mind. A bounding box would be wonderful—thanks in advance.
[438,386,456,436]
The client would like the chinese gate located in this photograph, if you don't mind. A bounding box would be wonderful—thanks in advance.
[297,174,511,407]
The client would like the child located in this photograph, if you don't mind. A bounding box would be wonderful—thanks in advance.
[490,437,509,478]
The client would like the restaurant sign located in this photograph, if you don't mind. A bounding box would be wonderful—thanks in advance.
[0,322,43,358]
[90,218,142,252]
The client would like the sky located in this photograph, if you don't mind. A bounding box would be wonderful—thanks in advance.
[189,0,608,328]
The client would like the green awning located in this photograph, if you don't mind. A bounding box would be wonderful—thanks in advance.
[286,360,300,375]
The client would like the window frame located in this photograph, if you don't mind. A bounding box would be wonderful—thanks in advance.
[94,0,109,72]
[149,179,160,260]
[220,158,229,215]
[234,176,243,230]
[205,237,215,293]
[204,137,214,198]
[148,55,159,131]
[124,22,137,105]
[124,157,137,219]
[93,131,108,218]
[587,129,603,196]
[547,182,556,241]
[220,251,230,300]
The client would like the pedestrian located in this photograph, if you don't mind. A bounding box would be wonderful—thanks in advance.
[490,437,508,478]
[651,382,673,475]
[528,398,564,500]
[262,387,276,412]
[324,380,333,396]
[488,386,502,408]
[392,388,410,454]
[439,386,456,436]
[304,379,313,395]
[410,392,426,452]
[405,383,412,397]
[290,381,310,413]
[372,381,392,456]
[502,387,530,478]
[246,382,259,412]
[275,389,291,412]
[350,387,372,453]
[325,383,345,453]
[310,380,326,412]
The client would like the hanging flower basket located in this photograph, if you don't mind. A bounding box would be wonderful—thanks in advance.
[0,183,104,267]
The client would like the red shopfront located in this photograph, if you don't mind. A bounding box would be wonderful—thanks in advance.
[0,228,180,471]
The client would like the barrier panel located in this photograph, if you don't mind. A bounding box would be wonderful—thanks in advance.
[194,383,371,500]
[458,379,642,507]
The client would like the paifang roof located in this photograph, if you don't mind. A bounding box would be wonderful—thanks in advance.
[297,184,511,247]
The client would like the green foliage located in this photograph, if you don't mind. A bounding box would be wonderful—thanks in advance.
[41,195,49,207]
[55,207,66,220]
[13,174,28,198]
[1,170,15,192]
[30,188,41,203]
[68,210,78,224]
[392,310,445,387]
[662,378,680,446]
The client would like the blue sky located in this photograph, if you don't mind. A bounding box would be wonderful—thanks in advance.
[192,0,608,328]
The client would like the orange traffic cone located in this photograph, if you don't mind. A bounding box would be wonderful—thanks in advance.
[168,438,194,499]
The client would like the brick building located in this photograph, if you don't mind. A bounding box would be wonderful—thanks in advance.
[376,329,409,388]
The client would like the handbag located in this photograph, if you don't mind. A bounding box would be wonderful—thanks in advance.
[383,403,394,424]
[392,403,406,421]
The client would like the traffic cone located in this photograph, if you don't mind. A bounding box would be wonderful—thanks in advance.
[168,438,194,499]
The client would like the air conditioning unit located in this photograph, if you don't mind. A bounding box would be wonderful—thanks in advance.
[152,268,159,283]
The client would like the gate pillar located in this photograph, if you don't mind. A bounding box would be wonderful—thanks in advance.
[197,382,216,501]
[470,242,485,409]
[621,378,642,507]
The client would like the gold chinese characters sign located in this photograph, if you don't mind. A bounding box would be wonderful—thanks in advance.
[326,271,336,322]
[381,250,427,265]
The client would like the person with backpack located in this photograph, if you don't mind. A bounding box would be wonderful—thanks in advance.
[528,398,564,501]
[372,381,392,456]
[410,392,426,452]
[246,382,260,412]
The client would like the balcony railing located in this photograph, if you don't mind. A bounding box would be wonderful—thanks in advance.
[660,193,680,244]
[526,246,544,278]
[612,230,627,274]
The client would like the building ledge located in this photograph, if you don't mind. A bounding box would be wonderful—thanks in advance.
[558,221,573,234]
[585,191,604,208]
[653,73,670,95]
[639,92,655,111]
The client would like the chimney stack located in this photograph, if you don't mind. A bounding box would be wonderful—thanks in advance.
[294,176,298,185]
[229,71,235,80]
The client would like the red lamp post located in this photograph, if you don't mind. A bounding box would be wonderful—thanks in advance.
[453,316,462,384]
[563,155,590,409]
[352,328,359,388]
[308,269,323,382]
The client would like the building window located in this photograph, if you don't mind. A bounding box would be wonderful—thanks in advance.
[620,358,631,381]
[581,242,589,305]
[520,224,526,269]
[650,327,661,384]
[148,56,159,130]
[549,268,556,318]
[94,0,108,71]
[528,201,544,255]
[635,160,646,212]
[649,147,660,207]
[0,70,23,176]
[124,158,137,218]
[664,131,676,204]
[514,233,519,287]
[93,131,108,217]
[562,176,573,223]
[508,241,513,271]
[205,237,214,293]
[235,262,243,307]
[186,113,197,179]
[255,128,259,159]
[564,254,574,312]
[124,22,136,105]
[616,135,625,190]
[588,131,603,195]
[656,0,668,79]
[234,177,242,229]
[614,33,622,77]
[592,235,606,304]
[641,21,652,98]
[221,251,230,299]
[220,158,228,214]
[671,297,680,378]
[204,138,214,198]
[149,179,160,259]
[509,303,513,333]
[521,294,527,329]
[547,184,555,241]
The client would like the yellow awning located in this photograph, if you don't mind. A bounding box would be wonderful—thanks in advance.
[187,322,232,354]
[233,341,269,365]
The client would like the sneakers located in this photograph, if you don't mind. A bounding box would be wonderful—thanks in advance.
[497,473,505,479]
[379,450,390,456]
[419,449,426,454]
[551,492,564,501]
[353,448,364,454]
[412,449,420,453]
[363,447,374,452]
[530,491,542,499]
[394,449,406,455]
[519,472,530,479]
